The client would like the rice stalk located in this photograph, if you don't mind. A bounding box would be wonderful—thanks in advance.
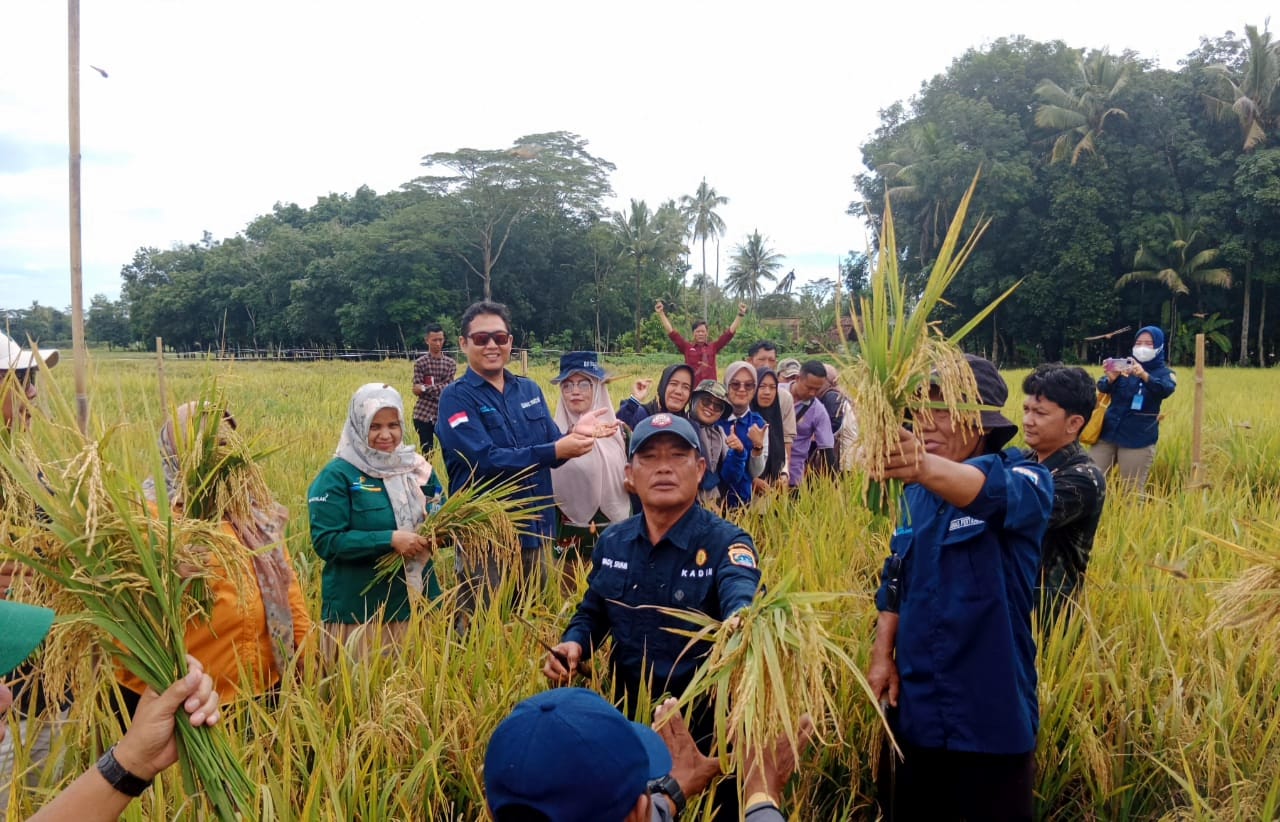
[840,169,1021,519]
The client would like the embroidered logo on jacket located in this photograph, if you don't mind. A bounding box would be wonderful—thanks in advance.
[350,477,382,493]
[727,544,757,568]
[948,516,983,531]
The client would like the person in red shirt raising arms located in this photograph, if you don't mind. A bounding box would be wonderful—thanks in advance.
[655,301,747,385]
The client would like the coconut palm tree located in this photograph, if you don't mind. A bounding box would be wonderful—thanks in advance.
[1203,22,1280,151]
[679,178,729,317]
[612,199,686,352]
[1034,49,1132,165]
[1115,214,1232,340]
[726,230,784,304]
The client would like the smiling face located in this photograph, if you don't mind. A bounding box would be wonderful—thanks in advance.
[367,407,403,452]
[725,373,756,410]
[693,394,726,425]
[460,312,512,379]
[559,373,597,416]
[625,435,705,515]
[662,369,693,412]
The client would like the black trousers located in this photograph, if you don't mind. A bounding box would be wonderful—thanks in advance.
[413,418,436,454]
[877,740,1035,822]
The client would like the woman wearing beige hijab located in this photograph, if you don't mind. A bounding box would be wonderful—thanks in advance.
[549,352,631,583]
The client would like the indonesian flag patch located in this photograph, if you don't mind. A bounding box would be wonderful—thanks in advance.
[448,411,470,428]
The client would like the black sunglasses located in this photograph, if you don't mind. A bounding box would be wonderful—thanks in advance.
[466,331,511,347]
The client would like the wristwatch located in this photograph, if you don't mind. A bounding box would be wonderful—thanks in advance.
[648,773,687,817]
[96,745,153,797]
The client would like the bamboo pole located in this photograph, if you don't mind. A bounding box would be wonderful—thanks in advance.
[156,337,168,412]
[1191,333,1206,488]
[68,0,89,435]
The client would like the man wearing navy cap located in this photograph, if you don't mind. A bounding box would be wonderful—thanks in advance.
[485,688,801,821]
[867,355,1052,821]
[544,413,762,820]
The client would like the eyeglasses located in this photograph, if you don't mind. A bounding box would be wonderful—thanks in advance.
[697,397,725,410]
[559,379,595,392]
[466,331,511,347]
[727,380,756,391]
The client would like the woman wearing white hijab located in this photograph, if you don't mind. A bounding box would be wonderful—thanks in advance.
[549,352,631,580]
[308,383,442,658]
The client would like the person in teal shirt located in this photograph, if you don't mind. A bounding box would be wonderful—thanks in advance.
[308,383,441,659]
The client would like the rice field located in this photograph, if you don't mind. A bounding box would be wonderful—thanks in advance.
[4,355,1280,820]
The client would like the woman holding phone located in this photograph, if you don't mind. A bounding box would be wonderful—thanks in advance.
[1091,326,1176,489]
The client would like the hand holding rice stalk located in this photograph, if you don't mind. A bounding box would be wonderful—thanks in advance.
[367,468,547,591]
[0,384,258,819]
[653,573,877,809]
[842,169,1021,519]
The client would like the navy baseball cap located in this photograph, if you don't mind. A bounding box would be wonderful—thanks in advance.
[550,351,610,385]
[0,600,54,676]
[484,687,673,822]
[628,413,701,457]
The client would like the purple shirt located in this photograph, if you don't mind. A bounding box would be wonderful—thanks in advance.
[789,398,834,487]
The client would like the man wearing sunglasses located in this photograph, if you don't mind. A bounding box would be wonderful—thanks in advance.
[437,302,615,627]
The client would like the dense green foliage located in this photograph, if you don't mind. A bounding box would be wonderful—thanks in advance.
[851,29,1280,366]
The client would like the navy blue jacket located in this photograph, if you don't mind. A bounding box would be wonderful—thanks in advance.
[1097,367,1176,449]
[563,504,761,706]
[718,409,766,508]
[874,449,1052,755]
[436,367,565,548]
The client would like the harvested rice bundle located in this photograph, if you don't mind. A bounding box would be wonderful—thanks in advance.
[1204,522,1280,643]
[368,468,548,591]
[0,386,259,819]
[842,170,1020,519]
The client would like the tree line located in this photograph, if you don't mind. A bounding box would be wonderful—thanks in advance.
[850,25,1280,366]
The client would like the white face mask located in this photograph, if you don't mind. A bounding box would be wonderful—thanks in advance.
[1132,345,1159,363]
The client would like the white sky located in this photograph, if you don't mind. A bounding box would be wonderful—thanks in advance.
[1,0,1272,310]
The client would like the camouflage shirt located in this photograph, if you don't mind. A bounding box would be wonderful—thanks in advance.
[1029,440,1106,617]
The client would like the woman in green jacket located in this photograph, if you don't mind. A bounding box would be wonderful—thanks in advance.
[308,383,442,659]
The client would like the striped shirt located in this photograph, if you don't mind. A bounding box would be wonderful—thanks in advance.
[411,352,457,423]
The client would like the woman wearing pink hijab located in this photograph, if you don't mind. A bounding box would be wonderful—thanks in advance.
[549,352,631,585]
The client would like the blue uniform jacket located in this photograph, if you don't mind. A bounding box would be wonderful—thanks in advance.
[874,450,1052,755]
[562,504,762,704]
[718,409,765,508]
[436,367,565,548]
[1096,366,1176,448]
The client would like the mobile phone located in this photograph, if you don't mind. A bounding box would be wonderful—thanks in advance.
[1104,357,1128,371]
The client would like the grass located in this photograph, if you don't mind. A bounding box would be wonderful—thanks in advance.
[2,354,1278,819]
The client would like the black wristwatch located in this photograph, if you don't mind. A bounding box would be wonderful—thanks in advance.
[648,773,687,817]
[96,745,153,797]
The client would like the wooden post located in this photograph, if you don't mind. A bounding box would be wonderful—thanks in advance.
[67,0,89,435]
[156,337,167,412]
[1190,333,1206,488]
[519,349,528,376]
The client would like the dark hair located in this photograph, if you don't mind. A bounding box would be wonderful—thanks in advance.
[1022,363,1096,421]
[691,320,708,332]
[747,340,778,359]
[460,301,512,337]
[800,360,827,380]
[424,323,444,336]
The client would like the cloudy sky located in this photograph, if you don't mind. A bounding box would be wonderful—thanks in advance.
[1,0,1272,310]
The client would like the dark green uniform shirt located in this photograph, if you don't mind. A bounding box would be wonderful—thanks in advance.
[307,457,441,623]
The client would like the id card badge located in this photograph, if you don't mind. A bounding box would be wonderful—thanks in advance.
[1130,387,1144,410]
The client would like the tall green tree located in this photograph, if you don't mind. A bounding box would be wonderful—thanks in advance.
[414,132,615,301]
[1203,23,1280,151]
[1034,48,1132,164]
[612,199,683,352]
[1115,214,1232,342]
[679,178,729,317]
[726,230,784,304]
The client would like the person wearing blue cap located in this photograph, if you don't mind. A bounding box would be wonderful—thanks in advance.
[436,302,616,628]
[1091,325,1177,489]
[543,412,762,820]
[868,355,1052,821]
[549,351,631,574]
[485,688,802,821]
[0,600,221,819]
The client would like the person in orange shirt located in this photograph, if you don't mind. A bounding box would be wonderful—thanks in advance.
[116,402,312,711]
